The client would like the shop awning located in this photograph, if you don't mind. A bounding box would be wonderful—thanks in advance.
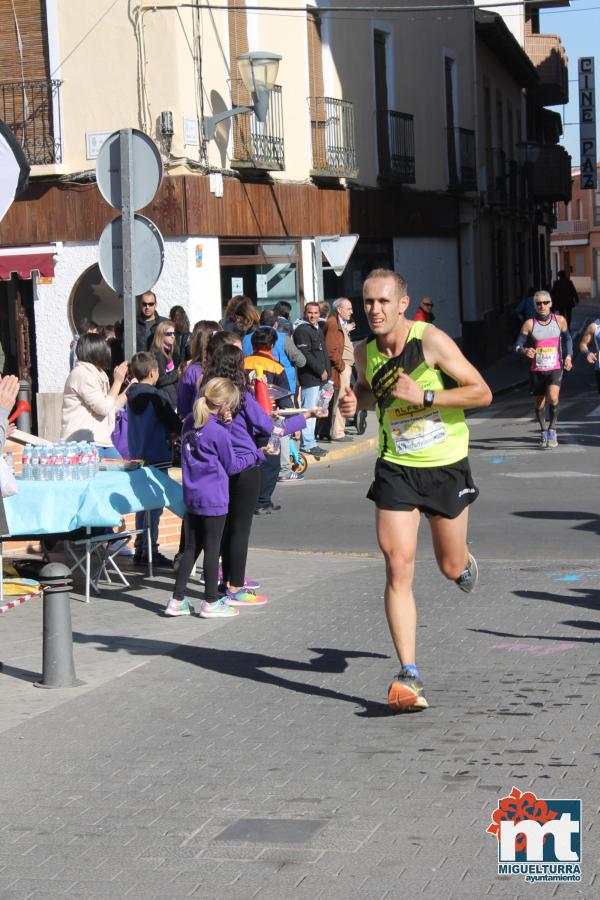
[0,245,56,281]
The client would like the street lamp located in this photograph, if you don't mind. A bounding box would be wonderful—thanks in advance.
[203,51,282,141]
[516,140,541,166]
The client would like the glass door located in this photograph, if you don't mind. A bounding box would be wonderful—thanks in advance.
[219,241,302,321]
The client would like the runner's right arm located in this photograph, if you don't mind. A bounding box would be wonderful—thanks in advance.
[515,320,535,359]
[338,340,375,417]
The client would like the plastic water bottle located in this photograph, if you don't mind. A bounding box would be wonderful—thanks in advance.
[318,379,334,414]
[51,443,64,481]
[30,446,41,480]
[91,444,100,476]
[78,442,91,480]
[64,444,78,480]
[4,450,14,475]
[22,444,33,480]
[265,416,285,455]
[38,448,50,481]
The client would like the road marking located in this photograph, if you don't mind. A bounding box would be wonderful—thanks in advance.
[479,446,585,458]
[587,404,600,417]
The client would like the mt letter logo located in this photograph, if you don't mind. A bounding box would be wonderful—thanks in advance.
[487,787,581,883]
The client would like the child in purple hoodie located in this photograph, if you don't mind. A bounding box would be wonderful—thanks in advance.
[166,377,262,618]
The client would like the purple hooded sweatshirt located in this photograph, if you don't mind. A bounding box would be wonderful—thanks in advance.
[181,413,261,516]
[231,391,307,456]
[176,362,202,419]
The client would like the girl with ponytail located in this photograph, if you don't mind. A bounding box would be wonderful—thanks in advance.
[165,377,263,618]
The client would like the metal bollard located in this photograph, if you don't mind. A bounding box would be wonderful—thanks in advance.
[17,379,31,434]
[34,562,85,689]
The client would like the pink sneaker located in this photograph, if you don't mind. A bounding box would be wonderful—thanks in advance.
[218,566,260,589]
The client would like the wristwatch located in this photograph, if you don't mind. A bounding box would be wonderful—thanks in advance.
[423,390,435,408]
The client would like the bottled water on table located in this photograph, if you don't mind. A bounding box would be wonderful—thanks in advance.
[51,443,65,480]
[22,444,33,480]
[4,450,15,475]
[38,448,50,481]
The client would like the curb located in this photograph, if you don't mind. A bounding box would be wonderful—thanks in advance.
[305,436,378,466]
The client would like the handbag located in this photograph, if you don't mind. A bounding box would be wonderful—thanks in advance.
[111,407,129,458]
[0,457,17,497]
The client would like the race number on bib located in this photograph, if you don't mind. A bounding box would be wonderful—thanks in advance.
[387,409,448,454]
[535,346,558,369]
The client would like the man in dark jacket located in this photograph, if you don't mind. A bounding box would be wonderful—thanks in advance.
[136,291,167,352]
[294,301,331,458]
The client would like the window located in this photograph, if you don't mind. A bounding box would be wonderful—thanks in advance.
[575,252,585,277]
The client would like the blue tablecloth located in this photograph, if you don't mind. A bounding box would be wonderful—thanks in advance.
[3,468,184,537]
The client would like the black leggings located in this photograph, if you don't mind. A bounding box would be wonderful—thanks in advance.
[174,512,226,602]
[221,466,260,587]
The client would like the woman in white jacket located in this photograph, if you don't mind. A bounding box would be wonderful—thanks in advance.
[61,333,129,458]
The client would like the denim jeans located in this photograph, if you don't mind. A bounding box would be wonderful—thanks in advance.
[300,385,321,450]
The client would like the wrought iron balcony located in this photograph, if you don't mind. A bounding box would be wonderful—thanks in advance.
[447,127,477,192]
[531,145,572,202]
[230,82,285,171]
[524,33,568,106]
[377,110,415,184]
[309,97,358,179]
[0,78,62,165]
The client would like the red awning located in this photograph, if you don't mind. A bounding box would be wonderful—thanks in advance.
[0,246,56,281]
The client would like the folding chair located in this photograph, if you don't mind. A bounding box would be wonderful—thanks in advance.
[65,514,152,603]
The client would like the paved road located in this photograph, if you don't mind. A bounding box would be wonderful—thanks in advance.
[0,343,598,899]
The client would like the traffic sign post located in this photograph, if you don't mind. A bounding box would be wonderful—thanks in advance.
[313,234,359,301]
[121,129,136,363]
[96,128,164,361]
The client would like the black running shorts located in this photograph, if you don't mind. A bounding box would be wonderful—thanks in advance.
[366,456,479,518]
[529,370,562,396]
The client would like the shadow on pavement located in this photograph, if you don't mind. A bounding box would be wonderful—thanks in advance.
[512,510,600,535]
[513,588,600,613]
[470,626,600,645]
[67,635,397,717]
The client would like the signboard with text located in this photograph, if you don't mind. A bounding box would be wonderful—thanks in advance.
[579,57,597,190]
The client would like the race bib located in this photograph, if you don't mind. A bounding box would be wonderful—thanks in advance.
[535,346,558,369]
[387,408,447,454]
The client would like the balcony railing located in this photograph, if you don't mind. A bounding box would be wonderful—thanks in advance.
[595,206,600,228]
[309,97,357,179]
[531,145,572,202]
[0,78,62,165]
[230,82,285,171]
[447,127,477,192]
[377,110,415,184]
[555,219,590,234]
[524,33,569,106]
[485,148,507,205]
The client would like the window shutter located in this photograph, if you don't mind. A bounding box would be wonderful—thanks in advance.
[0,0,53,163]
[307,12,325,170]
[228,0,250,160]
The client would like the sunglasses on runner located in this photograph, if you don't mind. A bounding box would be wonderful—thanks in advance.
[141,301,156,307]
[535,301,551,306]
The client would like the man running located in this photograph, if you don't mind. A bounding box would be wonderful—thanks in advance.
[338,269,492,711]
[578,317,600,393]
[515,290,573,448]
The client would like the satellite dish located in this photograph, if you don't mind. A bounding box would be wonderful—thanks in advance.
[319,234,359,276]
[96,129,162,212]
[98,214,164,295]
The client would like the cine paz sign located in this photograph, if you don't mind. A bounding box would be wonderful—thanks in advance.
[579,57,597,190]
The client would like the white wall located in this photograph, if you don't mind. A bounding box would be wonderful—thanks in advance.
[393,236,461,338]
[35,237,223,392]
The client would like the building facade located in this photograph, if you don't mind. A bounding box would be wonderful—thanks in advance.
[551,164,600,300]
[0,0,572,417]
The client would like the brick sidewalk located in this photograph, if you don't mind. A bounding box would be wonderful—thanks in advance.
[0,551,595,898]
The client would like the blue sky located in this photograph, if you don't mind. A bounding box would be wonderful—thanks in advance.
[540,1,600,165]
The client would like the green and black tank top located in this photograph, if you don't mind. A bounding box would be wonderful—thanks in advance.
[365,320,469,468]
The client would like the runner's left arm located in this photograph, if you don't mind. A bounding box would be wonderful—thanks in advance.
[392,327,492,410]
[558,316,573,371]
